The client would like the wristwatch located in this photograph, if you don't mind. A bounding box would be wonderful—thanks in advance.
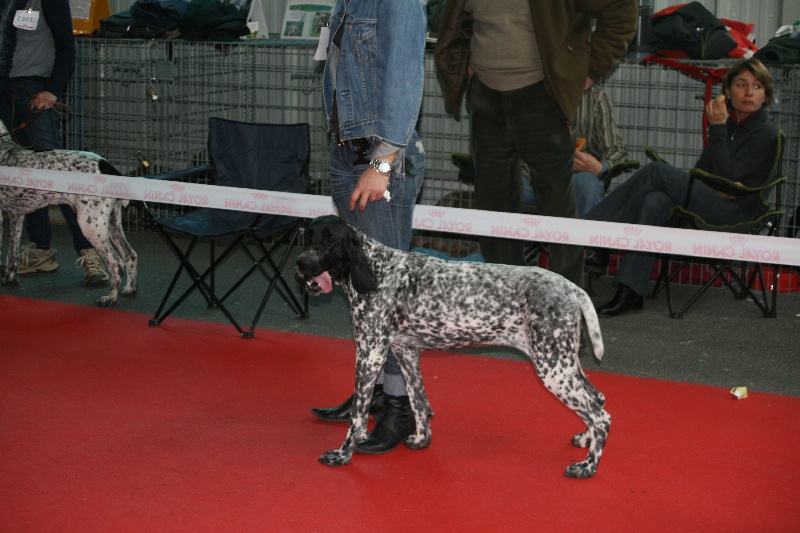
[369,159,392,176]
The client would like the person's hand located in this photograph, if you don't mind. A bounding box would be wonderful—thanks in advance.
[705,93,728,125]
[574,150,602,175]
[29,91,57,111]
[350,168,391,212]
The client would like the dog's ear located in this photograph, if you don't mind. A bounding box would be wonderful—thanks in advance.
[346,231,378,294]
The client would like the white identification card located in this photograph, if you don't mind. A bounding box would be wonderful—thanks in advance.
[14,9,39,30]
[314,26,330,61]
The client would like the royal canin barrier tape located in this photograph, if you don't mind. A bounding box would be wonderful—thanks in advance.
[1,165,798,267]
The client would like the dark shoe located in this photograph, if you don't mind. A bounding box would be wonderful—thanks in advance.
[310,384,385,423]
[596,285,644,317]
[585,249,610,274]
[355,394,413,455]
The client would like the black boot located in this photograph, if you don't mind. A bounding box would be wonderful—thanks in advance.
[596,284,644,317]
[310,384,385,423]
[355,394,413,455]
[585,249,610,274]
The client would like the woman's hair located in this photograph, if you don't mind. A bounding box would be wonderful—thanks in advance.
[723,57,775,106]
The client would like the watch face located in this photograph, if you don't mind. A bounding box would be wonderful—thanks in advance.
[373,160,391,174]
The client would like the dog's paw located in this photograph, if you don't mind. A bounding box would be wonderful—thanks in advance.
[3,277,20,287]
[319,449,352,467]
[565,460,597,479]
[571,430,591,448]
[404,432,431,450]
[121,287,137,297]
[95,296,117,307]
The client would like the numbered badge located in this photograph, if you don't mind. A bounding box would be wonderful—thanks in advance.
[14,9,39,30]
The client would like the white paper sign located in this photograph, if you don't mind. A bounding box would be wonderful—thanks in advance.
[314,26,330,60]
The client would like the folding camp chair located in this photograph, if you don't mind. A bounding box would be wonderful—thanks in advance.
[144,118,310,337]
[651,130,786,319]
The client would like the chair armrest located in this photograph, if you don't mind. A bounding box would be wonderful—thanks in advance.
[602,160,640,190]
[689,168,782,199]
[645,147,664,163]
[143,164,212,182]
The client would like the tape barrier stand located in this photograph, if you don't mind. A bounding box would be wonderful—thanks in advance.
[2,165,798,267]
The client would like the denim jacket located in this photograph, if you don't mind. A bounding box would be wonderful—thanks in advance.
[323,0,427,152]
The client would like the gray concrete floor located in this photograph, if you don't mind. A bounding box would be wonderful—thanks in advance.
[6,223,800,397]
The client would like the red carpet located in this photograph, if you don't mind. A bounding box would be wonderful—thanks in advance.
[1,295,799,532]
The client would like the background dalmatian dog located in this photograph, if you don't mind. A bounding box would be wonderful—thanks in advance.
[0,120,137,307]
[295,215,610,478]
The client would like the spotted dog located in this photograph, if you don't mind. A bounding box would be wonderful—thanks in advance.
[0,120,137,306]
[295,215,610,478]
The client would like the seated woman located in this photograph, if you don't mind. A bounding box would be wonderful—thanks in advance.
[585,57,779,317]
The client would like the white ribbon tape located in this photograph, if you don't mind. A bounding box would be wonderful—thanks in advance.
[2,166,798,267]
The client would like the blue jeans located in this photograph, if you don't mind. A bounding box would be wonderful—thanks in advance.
[0,77,93,253]
[329,132,425,394]
[585,162,752,295]
[523,171,605,219]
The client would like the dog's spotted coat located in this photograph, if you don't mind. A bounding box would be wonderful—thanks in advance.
[296,215,610,478]
[0,120,137,306]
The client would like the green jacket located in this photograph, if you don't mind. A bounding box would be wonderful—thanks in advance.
[434,0,639,122]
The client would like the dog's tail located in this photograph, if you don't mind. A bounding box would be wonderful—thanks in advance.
[576,288,604,360]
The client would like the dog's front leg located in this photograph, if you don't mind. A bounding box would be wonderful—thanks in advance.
[3,215,25,285]
[319,343,385,467]
[393,344,432,450]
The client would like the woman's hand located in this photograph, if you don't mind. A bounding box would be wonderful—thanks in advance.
[350,168,391,212]
[705,93,728,125]
[29,91,57,111]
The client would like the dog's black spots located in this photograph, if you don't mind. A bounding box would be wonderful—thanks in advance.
[0,121,138,306]
[296,216,611,477]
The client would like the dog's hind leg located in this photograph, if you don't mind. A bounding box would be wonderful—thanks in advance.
[3,215,25,286]
[392,344,432,450]
[530,324,610,478]
[75,200,120,306]
[108,201,137,296]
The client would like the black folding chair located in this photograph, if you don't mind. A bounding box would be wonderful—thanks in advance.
[651,130,786,318]
[143,118,310,337]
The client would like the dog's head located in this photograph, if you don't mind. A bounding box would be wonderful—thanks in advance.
[295,215,378,296]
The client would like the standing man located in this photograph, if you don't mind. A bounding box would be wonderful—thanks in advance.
[1,0,110,284]
[435,0,638,288]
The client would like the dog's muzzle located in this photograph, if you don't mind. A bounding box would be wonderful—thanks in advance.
[298,270,333,295]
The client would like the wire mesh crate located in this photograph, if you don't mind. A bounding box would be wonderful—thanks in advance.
[64,41,799,262]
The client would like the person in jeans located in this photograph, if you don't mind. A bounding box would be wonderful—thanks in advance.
[585,58,780,316]
[0,0,109,285]
[310,0,427,455]
[435,0,638,289]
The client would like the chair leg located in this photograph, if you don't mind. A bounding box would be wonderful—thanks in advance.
[741,263,778,318]
[151,230,251,337]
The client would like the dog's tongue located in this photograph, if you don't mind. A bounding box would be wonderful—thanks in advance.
[313,271,333,293]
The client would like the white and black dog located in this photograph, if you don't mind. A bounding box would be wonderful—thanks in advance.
[0,120,137,306]
[295,215,610,478]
